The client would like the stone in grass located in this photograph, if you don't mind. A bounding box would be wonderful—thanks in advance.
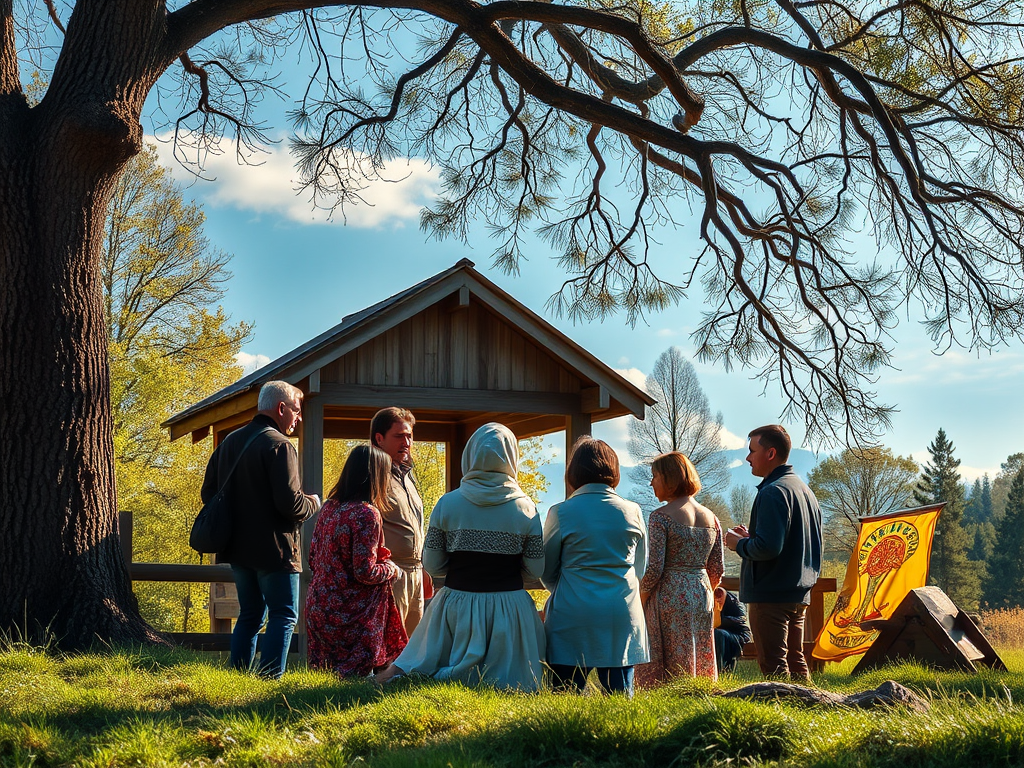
[720,680,929,713]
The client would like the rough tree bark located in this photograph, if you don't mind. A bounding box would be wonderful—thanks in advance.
[0,1,168,646]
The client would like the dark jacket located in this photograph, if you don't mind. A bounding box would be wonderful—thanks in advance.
[718,591,752,645]
[736,464,822,604]
[201,414,318,572]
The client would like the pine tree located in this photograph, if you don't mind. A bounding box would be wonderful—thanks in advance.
[984,469,1024,608]
[964,478,984,525]
[914,429,981,609]
[980,475,994,523]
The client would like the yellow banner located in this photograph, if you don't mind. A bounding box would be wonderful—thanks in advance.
[812,503,942,662]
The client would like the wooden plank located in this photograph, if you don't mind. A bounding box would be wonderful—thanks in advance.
[191,426,211,444]
[317,383,580,414]
[324,419,456,442]
[119,510,133,568]
[466,303,480,389]
[169,391,259,441]
[131,563,235,582]
[565,412,592,495]
[447,424,471,491]
[581,385,610,413]
[308,368,321,395]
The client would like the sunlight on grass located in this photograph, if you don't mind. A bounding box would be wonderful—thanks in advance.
[1,643,1023,767]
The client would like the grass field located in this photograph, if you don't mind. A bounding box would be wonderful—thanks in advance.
[2,645,1023,767]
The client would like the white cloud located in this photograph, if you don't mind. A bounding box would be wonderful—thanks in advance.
[728,458,745,469]
[149,134,439,229]
[960,464,999,483]
[593,416,635,468]
[236,351,271,375]
[719,427,747,450]
[656,328,677,337]
[614,367,649,392]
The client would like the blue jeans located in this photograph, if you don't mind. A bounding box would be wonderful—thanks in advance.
[230,566,299,679]
[549,664,635,697]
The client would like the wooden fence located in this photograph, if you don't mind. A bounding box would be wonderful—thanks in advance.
[120,511,837,662]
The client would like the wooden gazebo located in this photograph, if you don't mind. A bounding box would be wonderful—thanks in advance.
[165,258,653,494]
[160,259,654,639]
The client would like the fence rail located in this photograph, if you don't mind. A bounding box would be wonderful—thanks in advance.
[121,511,838,663]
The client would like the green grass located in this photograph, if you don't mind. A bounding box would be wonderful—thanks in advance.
[1,645,1023,767]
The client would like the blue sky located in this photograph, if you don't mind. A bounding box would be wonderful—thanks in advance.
[149,128,1024,493]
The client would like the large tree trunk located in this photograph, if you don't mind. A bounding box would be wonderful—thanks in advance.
[0,1,167,647]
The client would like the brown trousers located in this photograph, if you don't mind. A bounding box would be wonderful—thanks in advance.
[747,602,811,682]
[392,564,424,636]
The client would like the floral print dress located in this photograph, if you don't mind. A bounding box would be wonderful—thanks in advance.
[636,513,724,686]
[306,500,408,676]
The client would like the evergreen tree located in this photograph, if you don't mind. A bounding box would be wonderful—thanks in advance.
[990,454,1024,524]
[980,475,994,523]
[914,429,982,609]
[964,478,984,525]
[984,469,1024,608]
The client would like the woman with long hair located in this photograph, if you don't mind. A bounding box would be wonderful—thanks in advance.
[374,422,546,691]
[306,444,407,676]
[635,451,724,686]
[542,436,649,696]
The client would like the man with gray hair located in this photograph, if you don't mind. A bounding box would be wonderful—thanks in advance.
[201,380,320,679]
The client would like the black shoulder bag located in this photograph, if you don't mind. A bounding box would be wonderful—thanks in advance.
[189,427,272,555]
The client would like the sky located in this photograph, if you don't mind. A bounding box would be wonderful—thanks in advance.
[121,16,1024,501]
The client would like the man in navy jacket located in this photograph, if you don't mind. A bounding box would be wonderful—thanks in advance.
[724,425,822,681]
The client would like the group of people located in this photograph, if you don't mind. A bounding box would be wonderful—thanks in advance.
[202,380,822,691]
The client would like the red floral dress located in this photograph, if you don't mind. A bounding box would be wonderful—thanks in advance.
[636,514,724,686]
[306,500,408,676]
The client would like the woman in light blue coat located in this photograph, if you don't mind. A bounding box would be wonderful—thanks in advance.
[542,436,648,695]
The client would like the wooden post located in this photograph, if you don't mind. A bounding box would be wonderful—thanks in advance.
[446,423,470,491]
[297,395,325,656]
[119,510,133,569]
[209,427,233,634]
[565,412,591,495]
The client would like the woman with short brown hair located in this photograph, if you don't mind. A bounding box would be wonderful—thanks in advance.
[636,451,724,687]
[542,436,648,696]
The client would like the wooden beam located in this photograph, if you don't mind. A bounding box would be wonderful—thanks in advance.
[565,411,592,495]
[447,423,471,491]
[191,426,211,444]
[581,385,610,413]
[317,383,580,415]
[130,563,235,582]
[307,368,321,395]
[324,419,456,442]
[168,391,259,441]
[450,284,470,310]
[119,511,133,568]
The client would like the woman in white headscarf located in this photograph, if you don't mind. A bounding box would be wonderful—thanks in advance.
[374,422,546,690]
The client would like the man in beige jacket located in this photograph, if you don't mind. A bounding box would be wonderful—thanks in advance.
[371,407,425,634]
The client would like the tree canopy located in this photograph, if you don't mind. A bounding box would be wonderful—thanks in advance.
[4,0,1024,643]
[807,446,918,556]
[107,143,250,632]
